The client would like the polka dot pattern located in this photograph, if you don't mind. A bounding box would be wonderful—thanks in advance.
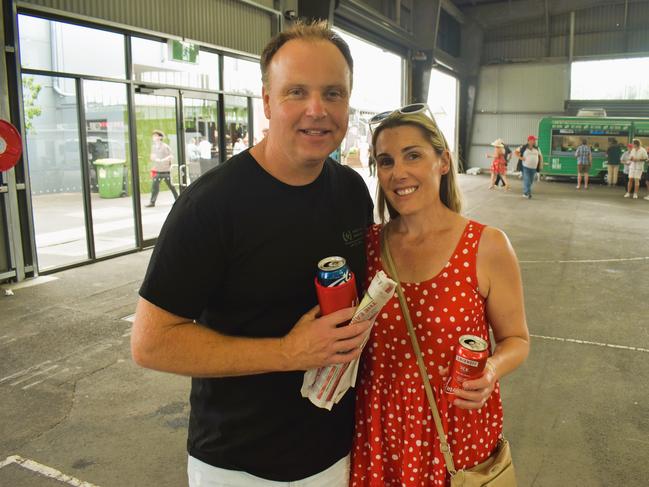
[351,222,503,487]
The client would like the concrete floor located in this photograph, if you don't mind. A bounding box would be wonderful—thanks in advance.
[1,173,648,486]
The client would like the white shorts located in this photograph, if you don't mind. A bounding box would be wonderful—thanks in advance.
[628,166,644,179]
[187,454,350,487]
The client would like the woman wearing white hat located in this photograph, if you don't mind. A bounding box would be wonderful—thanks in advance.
[487,138,509,190]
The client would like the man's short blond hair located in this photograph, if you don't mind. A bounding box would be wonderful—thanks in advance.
[260,20,354,89]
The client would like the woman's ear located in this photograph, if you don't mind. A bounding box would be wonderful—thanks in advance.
[439,150,451,175]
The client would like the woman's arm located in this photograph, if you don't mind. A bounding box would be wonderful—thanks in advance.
[451,227,530,409]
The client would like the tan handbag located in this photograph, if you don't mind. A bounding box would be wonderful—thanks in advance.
[380,228,517,487]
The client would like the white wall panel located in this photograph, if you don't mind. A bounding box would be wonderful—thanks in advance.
[467,62,568,169]
[476,63,568,112]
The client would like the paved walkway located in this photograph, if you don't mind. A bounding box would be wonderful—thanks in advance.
[1,174,648,486]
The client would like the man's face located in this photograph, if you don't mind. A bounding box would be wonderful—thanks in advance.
[262,39,351,167]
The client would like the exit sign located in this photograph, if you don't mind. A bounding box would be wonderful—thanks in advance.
[169,40,199,63]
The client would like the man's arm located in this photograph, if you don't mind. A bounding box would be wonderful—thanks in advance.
[131,297,372,377]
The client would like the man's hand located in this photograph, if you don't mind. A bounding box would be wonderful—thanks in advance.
[280,306,372,370]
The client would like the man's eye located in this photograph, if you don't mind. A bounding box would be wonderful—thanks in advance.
[327,90,343,99]
[288,88,304,96]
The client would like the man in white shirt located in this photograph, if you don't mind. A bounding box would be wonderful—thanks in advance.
[198,136,215,176]
[515,135,543,199]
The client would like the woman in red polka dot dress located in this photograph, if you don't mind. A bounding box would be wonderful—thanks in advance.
[351,106,530,487]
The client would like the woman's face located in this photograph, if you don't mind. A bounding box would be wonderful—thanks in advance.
[374,124,449,217]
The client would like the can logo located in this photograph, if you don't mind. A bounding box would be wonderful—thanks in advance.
[445,335,489,404]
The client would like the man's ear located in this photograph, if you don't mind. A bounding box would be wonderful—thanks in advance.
[262,85,271,120]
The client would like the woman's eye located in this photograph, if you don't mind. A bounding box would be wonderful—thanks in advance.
[376,158,393,167]
[406,152,421,160]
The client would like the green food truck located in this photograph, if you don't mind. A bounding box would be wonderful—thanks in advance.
[538,117,649,179]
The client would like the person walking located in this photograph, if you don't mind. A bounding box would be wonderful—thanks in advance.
[494,142,511,187]
[487,138,509,190]
[146,130,179,207]
[516,135,543,199]
[351,105,530,486]
[132,21,374,486]
[575,138,592,190]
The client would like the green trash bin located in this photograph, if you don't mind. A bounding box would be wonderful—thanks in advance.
[94,158,126,198]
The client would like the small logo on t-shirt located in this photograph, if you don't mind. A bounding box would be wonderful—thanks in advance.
[343,227,364,248]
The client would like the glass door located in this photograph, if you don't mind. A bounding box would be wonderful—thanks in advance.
[83,80,137,258]
[23,74,87,270]
[181,95,219,185]
[134,91,181,242]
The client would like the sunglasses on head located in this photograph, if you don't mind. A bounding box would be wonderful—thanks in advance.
[368,103,436,133]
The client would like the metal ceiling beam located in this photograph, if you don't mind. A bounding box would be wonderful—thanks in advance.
[458,0,631,28]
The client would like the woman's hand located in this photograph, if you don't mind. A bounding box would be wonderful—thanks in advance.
[439,361,498,410]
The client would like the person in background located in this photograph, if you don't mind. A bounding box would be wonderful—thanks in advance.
[232,136,247,155]
[351,106,529,486]
[621,142,632,187]
[575,138,592,190]
[624,138,648,199]
[487,138,509,190]
[515,135,543,199]
[146,130,179,208]
[494,142,512,187]
[606,138,622,187]
[198,136,215,176]
[132,20,374,487]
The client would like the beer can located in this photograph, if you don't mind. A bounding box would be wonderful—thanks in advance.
[445,335,489,404]
[317,256,350,288]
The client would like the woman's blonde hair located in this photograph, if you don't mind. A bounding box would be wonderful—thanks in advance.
[371,111,463,223]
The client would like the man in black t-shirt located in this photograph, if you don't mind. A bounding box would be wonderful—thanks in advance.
[132,21,374,486]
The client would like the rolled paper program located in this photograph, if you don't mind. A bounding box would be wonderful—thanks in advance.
[301,270,397,410]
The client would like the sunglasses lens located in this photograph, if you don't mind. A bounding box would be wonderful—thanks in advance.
[400,103,426,114]
[370,111,391,124]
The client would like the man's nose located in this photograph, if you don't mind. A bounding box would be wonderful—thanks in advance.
[305,95,326,118]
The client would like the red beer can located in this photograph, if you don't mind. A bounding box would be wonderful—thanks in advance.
[445,335,489,404]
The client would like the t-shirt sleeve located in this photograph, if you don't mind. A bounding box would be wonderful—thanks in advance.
[139,195,227,320]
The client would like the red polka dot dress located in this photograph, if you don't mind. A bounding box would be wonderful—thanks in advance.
[351,221,503,487]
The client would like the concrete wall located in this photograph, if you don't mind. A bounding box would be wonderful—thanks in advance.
[466,62,569,169]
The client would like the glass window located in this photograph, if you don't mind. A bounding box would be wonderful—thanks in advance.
[223,57,262,96]
[571,57,649,100]
[334,29,402,171]
[22,74,88,270]
[251,98,268,145]
[83,80,136,257]
[550,128,629,157]
[18,14,126,79]
[427,69,459,157]
[132,37,219,90]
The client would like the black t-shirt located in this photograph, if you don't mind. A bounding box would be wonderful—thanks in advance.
[607,144,622,165]
[139,150,374,481]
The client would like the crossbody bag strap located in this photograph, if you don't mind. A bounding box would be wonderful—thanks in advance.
[380,227,458,477]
